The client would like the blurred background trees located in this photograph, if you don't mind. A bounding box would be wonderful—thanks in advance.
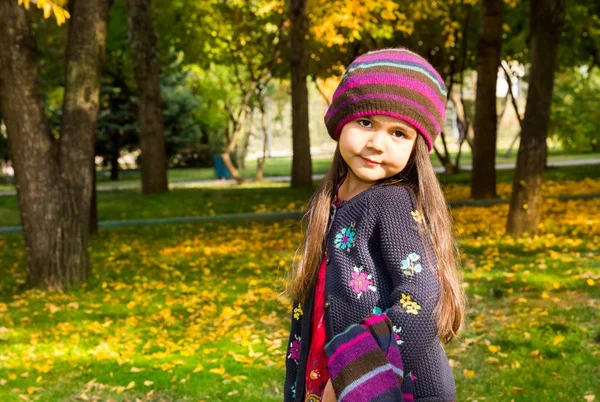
[1,0,599,289]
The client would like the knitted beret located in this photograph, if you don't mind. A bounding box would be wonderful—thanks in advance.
[324,48,447,151]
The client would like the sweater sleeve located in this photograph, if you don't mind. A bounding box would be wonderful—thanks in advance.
[372,185,441,374]
[324,313,404,402]
[283,300,303,402]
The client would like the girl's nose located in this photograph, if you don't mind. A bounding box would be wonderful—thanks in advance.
[367,130,386,151]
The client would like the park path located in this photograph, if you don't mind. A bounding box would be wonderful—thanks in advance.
[1,186,599,235]
[1,157,598,197]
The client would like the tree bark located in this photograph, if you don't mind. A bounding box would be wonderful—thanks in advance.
[506,0,566,237]
[256,92,269,182]
[126,0,169,194]
[471,0,503,199]
[0,0,109,290]
[89,158,98,235]
[289,0,313,188]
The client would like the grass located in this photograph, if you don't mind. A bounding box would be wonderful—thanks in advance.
[1,165,600,228]
[0,167,599,401]
[1,150,599,192]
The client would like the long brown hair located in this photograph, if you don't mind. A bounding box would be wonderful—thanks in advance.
[288,136,466,342]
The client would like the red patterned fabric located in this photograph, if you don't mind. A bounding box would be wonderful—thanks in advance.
[304,177,347,401]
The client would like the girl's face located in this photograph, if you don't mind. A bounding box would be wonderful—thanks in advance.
[339,115,418,185]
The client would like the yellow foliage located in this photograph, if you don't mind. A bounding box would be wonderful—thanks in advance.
[18,0,70,26]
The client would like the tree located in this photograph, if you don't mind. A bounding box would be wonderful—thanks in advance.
[289,0,312,188]
[506,0,567,237]
[126,0,169,194]
[471,0,504,199]
[0,0,109,290]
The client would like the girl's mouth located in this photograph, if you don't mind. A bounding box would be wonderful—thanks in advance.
[361,157,382,165]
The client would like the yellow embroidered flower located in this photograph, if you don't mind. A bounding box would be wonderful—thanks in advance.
[293,305,303,320]
[405,301,422,315]
[400,293,412,306]
[411,210,423,223]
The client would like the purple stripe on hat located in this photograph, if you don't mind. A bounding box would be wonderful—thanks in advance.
[333,73,445,112]
[362,314,388,326]
[333,110,433,151]
[327,331,371,364]
[339,364,400,401]
[325,93,441,133]
[358,50,445,84]
[348,60,447,94]
[328,337,380,379]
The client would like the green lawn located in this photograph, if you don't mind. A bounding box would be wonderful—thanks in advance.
[1,150,598,192]
[0,167,598,401]
[1,165,599,228]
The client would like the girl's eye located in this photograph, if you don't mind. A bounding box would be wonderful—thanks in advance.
[358,119,372,128]
[392,130,405,138]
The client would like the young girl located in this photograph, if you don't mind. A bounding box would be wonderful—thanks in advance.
[284,48,466,402]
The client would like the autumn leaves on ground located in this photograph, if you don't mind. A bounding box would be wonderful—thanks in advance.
[0,166,599,402]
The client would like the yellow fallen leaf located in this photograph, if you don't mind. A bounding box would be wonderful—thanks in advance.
[488,345,501,353]
[541,291,550,299]
[144,380,154,386]
[126,381,135,390]
[209,366,225,376]
[485,357,500,364]
[587,279,595,286]
[130,367,144,373]
[512,387,525,394]
[552,334,564,345]
[584,394,595,402]
[27,387,35,395]
[463,369,475,378]
[193,364,204,373]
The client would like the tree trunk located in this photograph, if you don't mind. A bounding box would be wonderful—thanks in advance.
[0,0,109,290]
[471,0,503,199]
[256,93,269,182]
[89,158,98,235]
[126,0,169,194]
[506,0,566,237]
[289,0,312,188]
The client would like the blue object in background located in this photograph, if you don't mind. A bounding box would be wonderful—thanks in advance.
[213,155,231,180]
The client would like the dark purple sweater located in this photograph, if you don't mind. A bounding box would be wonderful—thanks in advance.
[284,184,456,402]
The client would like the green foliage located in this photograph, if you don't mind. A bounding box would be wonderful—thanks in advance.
[550,67,600,153]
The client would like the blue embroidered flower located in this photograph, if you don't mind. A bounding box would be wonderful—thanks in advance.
[401,252,422,277]
[291,381,297,398]
[335,222,357,251]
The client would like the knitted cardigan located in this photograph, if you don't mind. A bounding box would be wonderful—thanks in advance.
[284,184,456,402]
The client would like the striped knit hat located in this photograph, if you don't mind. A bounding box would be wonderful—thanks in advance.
[324,48,447,151]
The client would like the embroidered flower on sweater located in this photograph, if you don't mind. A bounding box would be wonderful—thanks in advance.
[288,335,301,361]
[400,293,422,315]
[411,210,423,223]
[291,381,297,398]
[293,305,303,320]
[393,325,404,345]
[401,252,423,276]
[335,222,357,251]
[349,266,376,298]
